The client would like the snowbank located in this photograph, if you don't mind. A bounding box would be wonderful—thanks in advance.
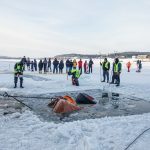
[0,110,150,150]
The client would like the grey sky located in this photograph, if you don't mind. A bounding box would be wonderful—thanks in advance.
[0,0,150,57]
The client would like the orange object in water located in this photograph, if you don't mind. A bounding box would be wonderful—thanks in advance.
[63,95,77,105]
[53,99,81,114]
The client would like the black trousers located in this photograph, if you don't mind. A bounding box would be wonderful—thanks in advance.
[59,68,63,74]
[53,66,58,74]
[14,75,23,86]
[44,65,47,73]
[112,73,120,85]
[89,66,92,73]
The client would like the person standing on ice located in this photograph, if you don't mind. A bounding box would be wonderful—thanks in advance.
[78,59,83,74]
[59,60,64,74]
[48,58,52,72]
[126,61,131,72]
[110,58,122,86]
[21,56,27,71]
[14,61,24,88]
[34,59,37,71]
[26,57,30,71]
[73,59,77,68]
[38,60,43,74]
[43,58,48,73]
[53,58,59,74]
[31,61,34,72]
[69,60,73,71]
[100,58,110,83]
[89,58,94,73]
[138,60,142,72]
[84,60,88,73]
[136,60,140,72]
[66,59,70,73]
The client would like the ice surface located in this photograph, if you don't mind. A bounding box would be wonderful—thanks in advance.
[0,58,150,150]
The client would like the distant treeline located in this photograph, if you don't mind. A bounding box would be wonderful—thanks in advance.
[0,56,21,59]
[0,51,150,59]
[55,52,150,59]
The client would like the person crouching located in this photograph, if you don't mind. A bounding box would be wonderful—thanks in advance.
[68,67,81,86]
[14,61,24,88]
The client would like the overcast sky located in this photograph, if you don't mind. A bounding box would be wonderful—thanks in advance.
[0,0,150,57]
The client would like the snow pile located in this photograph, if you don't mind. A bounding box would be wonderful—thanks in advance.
[0,110,150,150]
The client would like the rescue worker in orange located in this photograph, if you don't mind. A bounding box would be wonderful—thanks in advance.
[126,61,131,72]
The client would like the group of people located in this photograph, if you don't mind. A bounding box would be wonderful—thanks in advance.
[100,58,122,86]
[66,58,94,74]
[21,56,38,72]
[100,58,143,87]
[126,60,142,72]
[14,56,143,88]
[14,56,94,88]
[20,56,94,75]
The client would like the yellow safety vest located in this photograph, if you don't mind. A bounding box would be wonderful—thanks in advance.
[102,62,109,69]
[114,63,121,73]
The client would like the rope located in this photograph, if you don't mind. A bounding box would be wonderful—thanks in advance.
[0,92,58,110]
[124,127,150,150]
[7,95,53,99]
[0,92,53,99]
[1,92,33,110]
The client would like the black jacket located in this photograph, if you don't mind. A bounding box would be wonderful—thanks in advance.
[38,61,43,69]
[66,60,70,67]
[59,61,64,69]
[53,60,59,67]
[89,60,93,67]
[48,60,51,67]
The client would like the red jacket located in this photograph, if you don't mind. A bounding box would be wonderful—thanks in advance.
[78,61,82,67]
[126,62,131,68]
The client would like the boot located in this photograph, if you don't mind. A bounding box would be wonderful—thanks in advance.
[14,83,17,88]
[20,83,24,88]
[20,78,24,88]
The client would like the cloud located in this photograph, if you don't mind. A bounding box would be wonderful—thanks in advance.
[0,0,150,57]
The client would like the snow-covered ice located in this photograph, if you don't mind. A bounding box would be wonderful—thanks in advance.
[0,58,150,150]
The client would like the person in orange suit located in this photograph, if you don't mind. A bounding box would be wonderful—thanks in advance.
[126,61,131,72]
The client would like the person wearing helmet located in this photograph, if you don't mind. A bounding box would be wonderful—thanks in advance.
[14,61,24,88]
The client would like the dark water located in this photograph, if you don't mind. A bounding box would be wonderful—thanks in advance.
[15,89,150,123]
